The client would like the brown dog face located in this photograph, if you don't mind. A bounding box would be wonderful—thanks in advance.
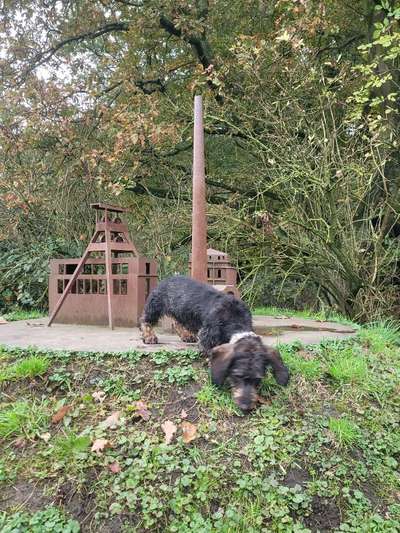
[210,337,289,413]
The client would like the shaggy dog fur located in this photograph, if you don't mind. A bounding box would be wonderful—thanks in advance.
[140,276,289,412]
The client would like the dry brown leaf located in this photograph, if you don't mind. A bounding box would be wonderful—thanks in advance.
[132,401,151,421]
[180,409,188,419]
[181,421,197,443]
[161,420,177,444]
[14,437,26,448]
[108,461,121,474]
[91,438,109,454]
[52,405,72,424]
[101,411,121,430]
[92,391,106,403]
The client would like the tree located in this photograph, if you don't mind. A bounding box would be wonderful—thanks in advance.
[0,0,399,318]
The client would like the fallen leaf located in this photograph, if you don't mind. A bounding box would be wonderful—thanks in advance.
[101,411,121,430]
[181,421,197,443]
[108,461,121,473]
[52,405,72,423]
[14,437,26,448]
[131,401,151,421]
[275,315,289,319]
[180,409,188,419]
[161,420,177,444]
[92,391,106,403]
[256,394,271,405]
[91,438,109,454]
[39,432,51,442]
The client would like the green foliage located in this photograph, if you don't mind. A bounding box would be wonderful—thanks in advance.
[196,383,241,415]
[358,320,400,353]
[327,348,368,385]
[328,418,360,448]
[0,333,399,531]
[0,400,47,439]
[281,349,324,380]
[0,239,82,311]
[154,365,197,386]
[0,355,49,383]
[0,1,399,319]
[1,309,45,321]
[0,507,80,533]
[253,306,356,326]
[54,433,91,460]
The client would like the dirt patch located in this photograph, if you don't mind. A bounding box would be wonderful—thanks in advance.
[1,375,50,400]
[0,481,49,512]
[162,382,202,421]
[304,496,342,532]
[358,481,381,508]
[283,467,310,488]
[55,471,99,529]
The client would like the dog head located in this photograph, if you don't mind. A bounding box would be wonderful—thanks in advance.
[210,336,289,413]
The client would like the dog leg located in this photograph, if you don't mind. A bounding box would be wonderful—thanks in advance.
[139,319,158,344]
[173,320,198,343]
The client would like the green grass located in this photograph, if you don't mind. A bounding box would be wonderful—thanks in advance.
[1,309,45,322]
[327,349,368,384]
[358,320,400,353]
[280,346,324,380]
[196,383,241,415]
[0,355,49,383]
[328,417,360,447]
[54,433,91,460]
[252,306,357,326]
[0,328,399,532]
[0,400,48,439]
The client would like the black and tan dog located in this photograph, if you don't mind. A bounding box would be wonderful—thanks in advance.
[140,276,289,412]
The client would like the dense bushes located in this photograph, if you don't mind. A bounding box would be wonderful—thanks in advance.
[0,239,83,312]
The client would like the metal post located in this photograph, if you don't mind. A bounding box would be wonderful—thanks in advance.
[104,209,114,329]
[191,95,208,283]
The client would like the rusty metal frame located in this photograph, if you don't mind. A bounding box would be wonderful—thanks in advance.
[48,204,156,328]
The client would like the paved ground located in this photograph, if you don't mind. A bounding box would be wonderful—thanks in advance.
[0,316,356,353]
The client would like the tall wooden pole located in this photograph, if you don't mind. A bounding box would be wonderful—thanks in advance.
[191,95,208,283]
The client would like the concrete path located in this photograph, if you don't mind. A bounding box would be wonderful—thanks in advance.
[0,316,356,353]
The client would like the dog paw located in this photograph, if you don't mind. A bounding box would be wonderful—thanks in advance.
[182,335,198,343]
[142,335,158,344]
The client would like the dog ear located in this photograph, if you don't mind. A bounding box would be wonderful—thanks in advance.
[264,347,290,386]
[210,343,235,386]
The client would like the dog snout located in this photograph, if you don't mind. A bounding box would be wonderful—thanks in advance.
[233,385,257,413]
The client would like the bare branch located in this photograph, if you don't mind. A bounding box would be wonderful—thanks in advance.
[19,22,130,83]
